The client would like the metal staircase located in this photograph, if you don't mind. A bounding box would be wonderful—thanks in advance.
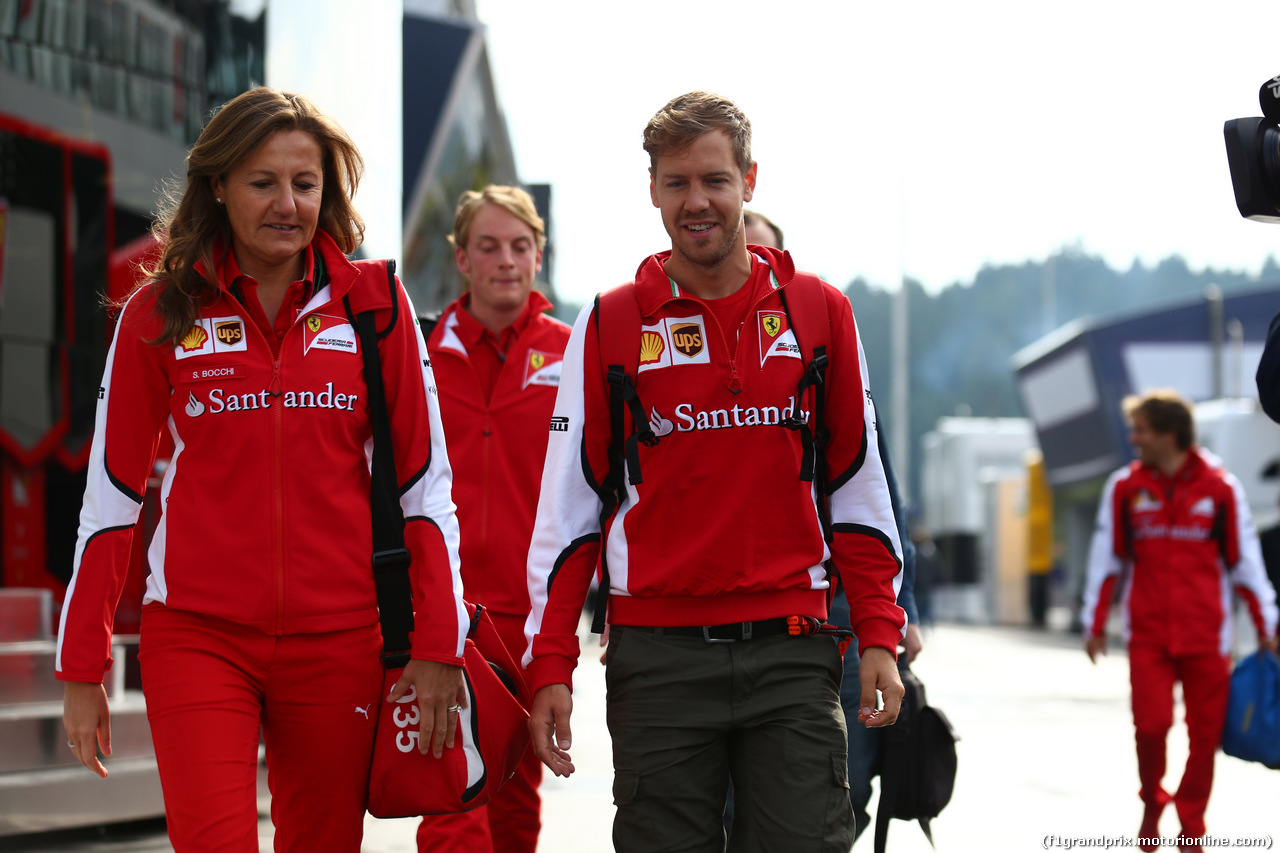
[0,588,164,836]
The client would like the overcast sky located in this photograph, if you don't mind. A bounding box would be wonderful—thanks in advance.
[474,1,1280,305]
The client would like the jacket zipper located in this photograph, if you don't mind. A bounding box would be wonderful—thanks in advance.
[240,315,289,635]
[666,272,788,394]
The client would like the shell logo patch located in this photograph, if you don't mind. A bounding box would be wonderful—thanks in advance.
[636,315,711,374]
[174,316,249,360]
[180,326,208,353]
[1131,490,1162,513]
[640,331,666,365]
[523,349,563,389]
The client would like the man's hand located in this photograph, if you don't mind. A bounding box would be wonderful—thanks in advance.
[388,660,466,759]
[529,684,575,777]
[858,646,904,728]
[1085,635,1107,664]
[64,681,112,778]
[901,623,924,665]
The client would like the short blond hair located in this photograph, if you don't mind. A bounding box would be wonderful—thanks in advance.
[449,185,546,251]
[643,91,752,177]
[1122,389,1195,450]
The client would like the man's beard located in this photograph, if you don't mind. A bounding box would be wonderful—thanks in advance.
[671,218,740,271]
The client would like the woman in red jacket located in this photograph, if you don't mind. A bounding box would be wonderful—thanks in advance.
[58,88,467,852]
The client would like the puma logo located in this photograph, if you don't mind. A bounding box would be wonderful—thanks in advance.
[354,705,370,719]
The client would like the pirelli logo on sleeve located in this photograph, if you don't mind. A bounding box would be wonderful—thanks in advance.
[637,314,711,374]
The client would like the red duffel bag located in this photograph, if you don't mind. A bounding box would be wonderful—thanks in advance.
[368,602,531,817]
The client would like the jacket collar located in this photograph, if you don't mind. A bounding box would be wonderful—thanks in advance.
[193,230,366,309]
[630,245,797,318]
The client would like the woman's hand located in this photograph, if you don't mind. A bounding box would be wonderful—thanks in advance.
[388,660,466,758]
[63,681,112,778]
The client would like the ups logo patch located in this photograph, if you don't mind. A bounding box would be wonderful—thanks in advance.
[215,320,244,347]
[670,323,703,358]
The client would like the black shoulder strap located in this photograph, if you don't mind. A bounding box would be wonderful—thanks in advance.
[777,272,833,540]
[344,260,415,666]
[590,285,658,635]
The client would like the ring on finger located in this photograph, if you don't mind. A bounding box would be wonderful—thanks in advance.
[447,704,462,714]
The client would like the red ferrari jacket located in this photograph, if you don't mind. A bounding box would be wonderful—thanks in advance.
[523,246,906,694]
[427,291,571,618]
[56,231,467,683]
[1081,449,1278,656]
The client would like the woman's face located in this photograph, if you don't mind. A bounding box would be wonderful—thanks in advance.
[211,129,324,280]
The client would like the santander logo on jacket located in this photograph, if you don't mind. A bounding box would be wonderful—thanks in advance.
[56,232,466,685]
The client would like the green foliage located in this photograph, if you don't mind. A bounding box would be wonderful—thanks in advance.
[844,247,1279,499]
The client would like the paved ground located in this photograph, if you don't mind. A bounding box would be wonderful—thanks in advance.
[9,620,1277,851]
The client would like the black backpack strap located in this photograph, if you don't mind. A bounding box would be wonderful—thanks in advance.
[343,261,414,666]
[590,285,654,635]
[776,273,833,541]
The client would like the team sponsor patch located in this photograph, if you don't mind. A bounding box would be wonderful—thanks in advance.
[757,310,801,366]
[182,363,245,383]
[303,313,357,355]
[637,314,712,374]
[523,349,564,389]
[549,416,569,433]
[1131,489,1162,513]
[1190,496,1215,517]
[648,406,674,437]
[173,316,250,360]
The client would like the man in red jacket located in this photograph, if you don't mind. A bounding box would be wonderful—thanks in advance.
[1082,390,1278,851]
[417,185,571,853]
[524,92,906,851]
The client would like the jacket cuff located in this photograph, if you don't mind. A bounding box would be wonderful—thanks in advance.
[527,654,576,695]
[410,651,465,668]
[853,617,902,659]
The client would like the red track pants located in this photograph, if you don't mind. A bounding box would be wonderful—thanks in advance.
[138,605,383,853]
[416,610,542,853]
[1128,643,1231,840]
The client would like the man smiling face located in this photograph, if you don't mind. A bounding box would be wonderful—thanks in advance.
[649,129,757,280]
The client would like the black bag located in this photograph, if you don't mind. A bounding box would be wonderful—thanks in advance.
[874,667,958,853]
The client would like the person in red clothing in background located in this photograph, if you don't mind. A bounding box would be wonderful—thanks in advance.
[1082,389,1278,851]
[417,185,571,853]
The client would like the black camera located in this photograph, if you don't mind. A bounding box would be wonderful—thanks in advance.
[1225,75,1280,222]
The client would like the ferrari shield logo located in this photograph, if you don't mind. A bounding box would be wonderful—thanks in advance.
[530,352,545,371]
[307,316,322,333]
[762,315,781,338]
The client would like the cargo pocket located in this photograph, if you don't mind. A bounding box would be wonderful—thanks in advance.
[613,769,641,807]
[831,751,850,790]
[825,750,856,849]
